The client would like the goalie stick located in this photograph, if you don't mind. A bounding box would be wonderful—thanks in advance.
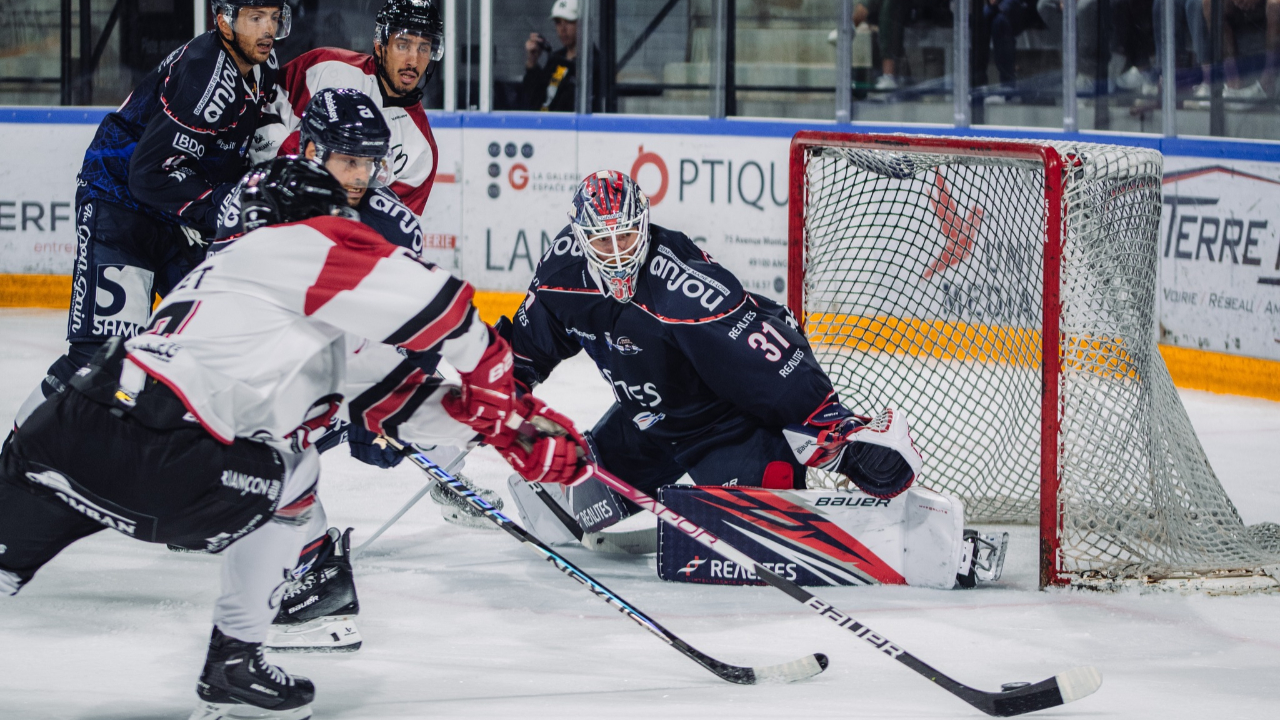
[586,465,1103,717]
[527,476,659,555]
[386,437,829,685]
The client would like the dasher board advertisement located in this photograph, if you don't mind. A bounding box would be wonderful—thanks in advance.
[1158,158,1280,362]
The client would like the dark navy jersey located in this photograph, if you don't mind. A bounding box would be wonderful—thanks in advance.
[210,184,422,253]
[77,31,279,236]
[511,224,838,459]
[358,187,424,254]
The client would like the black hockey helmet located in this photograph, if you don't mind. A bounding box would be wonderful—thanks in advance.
[236,157,356,234]
[299,88,393,185]
[375,0,445,57]
[212,0,292,40]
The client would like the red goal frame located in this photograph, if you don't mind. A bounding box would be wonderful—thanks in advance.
[786,131,1070,588]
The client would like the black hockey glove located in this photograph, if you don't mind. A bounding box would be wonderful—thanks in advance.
[315,420,403,469]
[783,406,922,499]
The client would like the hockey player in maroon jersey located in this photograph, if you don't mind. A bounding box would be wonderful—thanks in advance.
[499,170,924,546]
[0,158,588,720]
[253,0,443,214]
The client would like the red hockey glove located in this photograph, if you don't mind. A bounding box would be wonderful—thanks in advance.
[497,395,593,485]
[442,327,518,439]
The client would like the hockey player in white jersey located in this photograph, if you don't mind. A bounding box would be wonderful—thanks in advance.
[0,158,589,720]
[252,0,443,214]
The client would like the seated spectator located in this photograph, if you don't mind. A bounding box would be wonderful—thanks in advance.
[1038,0,1109,92]
[853,0,907,90]
[1113,0,1156,91]
[1151,0,1212,96]
[1202,0,1279,98]
[977,0,1029,99]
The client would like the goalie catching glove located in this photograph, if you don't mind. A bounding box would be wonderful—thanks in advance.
[783,404,923,498]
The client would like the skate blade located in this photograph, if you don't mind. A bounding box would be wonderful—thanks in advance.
[582,527,658,555]
[265,615,362,653]
[189,700,312,720]
[440,504,500,530]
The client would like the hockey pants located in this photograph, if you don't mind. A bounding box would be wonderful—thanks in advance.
[566,404,806,532]
[0,375,324,644]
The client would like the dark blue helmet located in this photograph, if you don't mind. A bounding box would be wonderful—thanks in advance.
[300,88,393,163]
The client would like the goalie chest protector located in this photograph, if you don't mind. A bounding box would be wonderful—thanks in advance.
[657,486,966,589]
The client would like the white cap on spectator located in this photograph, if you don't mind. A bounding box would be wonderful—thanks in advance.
[550,0,578,22]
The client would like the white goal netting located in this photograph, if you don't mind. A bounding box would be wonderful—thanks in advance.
[796,135,1280,585]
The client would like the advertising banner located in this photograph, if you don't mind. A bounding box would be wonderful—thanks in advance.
[1158,158,1280,362]
[0,123,97,275]
[454,121,792,302]
[456,125,578,294]
[3,110,1280,367]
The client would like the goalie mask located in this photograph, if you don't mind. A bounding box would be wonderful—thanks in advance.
[299,88,394,204]
[569,170,651,304]
[236,157,357,234]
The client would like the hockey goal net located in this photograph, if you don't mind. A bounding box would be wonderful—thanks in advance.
[789,131,1280,589]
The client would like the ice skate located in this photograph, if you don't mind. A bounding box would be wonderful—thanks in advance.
[267,527,362,652]
[956,529,1009,588]
[189,627,314,720]
[429,473,504,530]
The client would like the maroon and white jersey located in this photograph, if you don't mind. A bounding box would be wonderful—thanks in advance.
[123,216,482,449]
[253,48,438,215]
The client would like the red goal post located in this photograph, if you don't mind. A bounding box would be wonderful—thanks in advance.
[786,130,1280,590]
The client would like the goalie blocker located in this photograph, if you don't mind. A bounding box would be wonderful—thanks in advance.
[656,485,1006,590]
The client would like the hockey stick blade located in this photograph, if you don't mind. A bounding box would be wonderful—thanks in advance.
[527,480,658,554]
[388,438,827,686]
[587,465,1102,716]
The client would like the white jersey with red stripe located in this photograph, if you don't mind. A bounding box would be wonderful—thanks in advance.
[123,215,482,449]
[252,48,438,214]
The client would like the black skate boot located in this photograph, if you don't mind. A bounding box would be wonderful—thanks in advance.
[266,527,362,652]
[189,626,314,720]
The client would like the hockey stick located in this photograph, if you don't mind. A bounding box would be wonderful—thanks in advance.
[385,436,828,685]
[351,447,473,559]
[587,465,1103,717]
[529,481,658,555]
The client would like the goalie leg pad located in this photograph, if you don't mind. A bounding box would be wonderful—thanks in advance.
[507,473,579,544]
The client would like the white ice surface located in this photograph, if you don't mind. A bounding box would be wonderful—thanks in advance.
[1,308,1278,719]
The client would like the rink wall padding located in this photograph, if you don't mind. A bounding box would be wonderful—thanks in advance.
[3,108,1280,399]
[0,273,72,308]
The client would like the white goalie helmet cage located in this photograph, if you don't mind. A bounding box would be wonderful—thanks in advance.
[569,170,652,303]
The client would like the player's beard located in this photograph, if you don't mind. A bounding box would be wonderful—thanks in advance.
[389,64,419,95]
[235,30,273,65]
[377,47,424,96]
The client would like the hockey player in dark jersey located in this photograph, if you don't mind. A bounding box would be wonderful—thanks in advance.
[501,170,923,540]
[0,158,588,720]
[16,0,289,426]
[213,87,423,254]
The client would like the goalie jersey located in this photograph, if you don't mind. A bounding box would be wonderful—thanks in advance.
[510,224,837,461]
[123,215,484,449]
